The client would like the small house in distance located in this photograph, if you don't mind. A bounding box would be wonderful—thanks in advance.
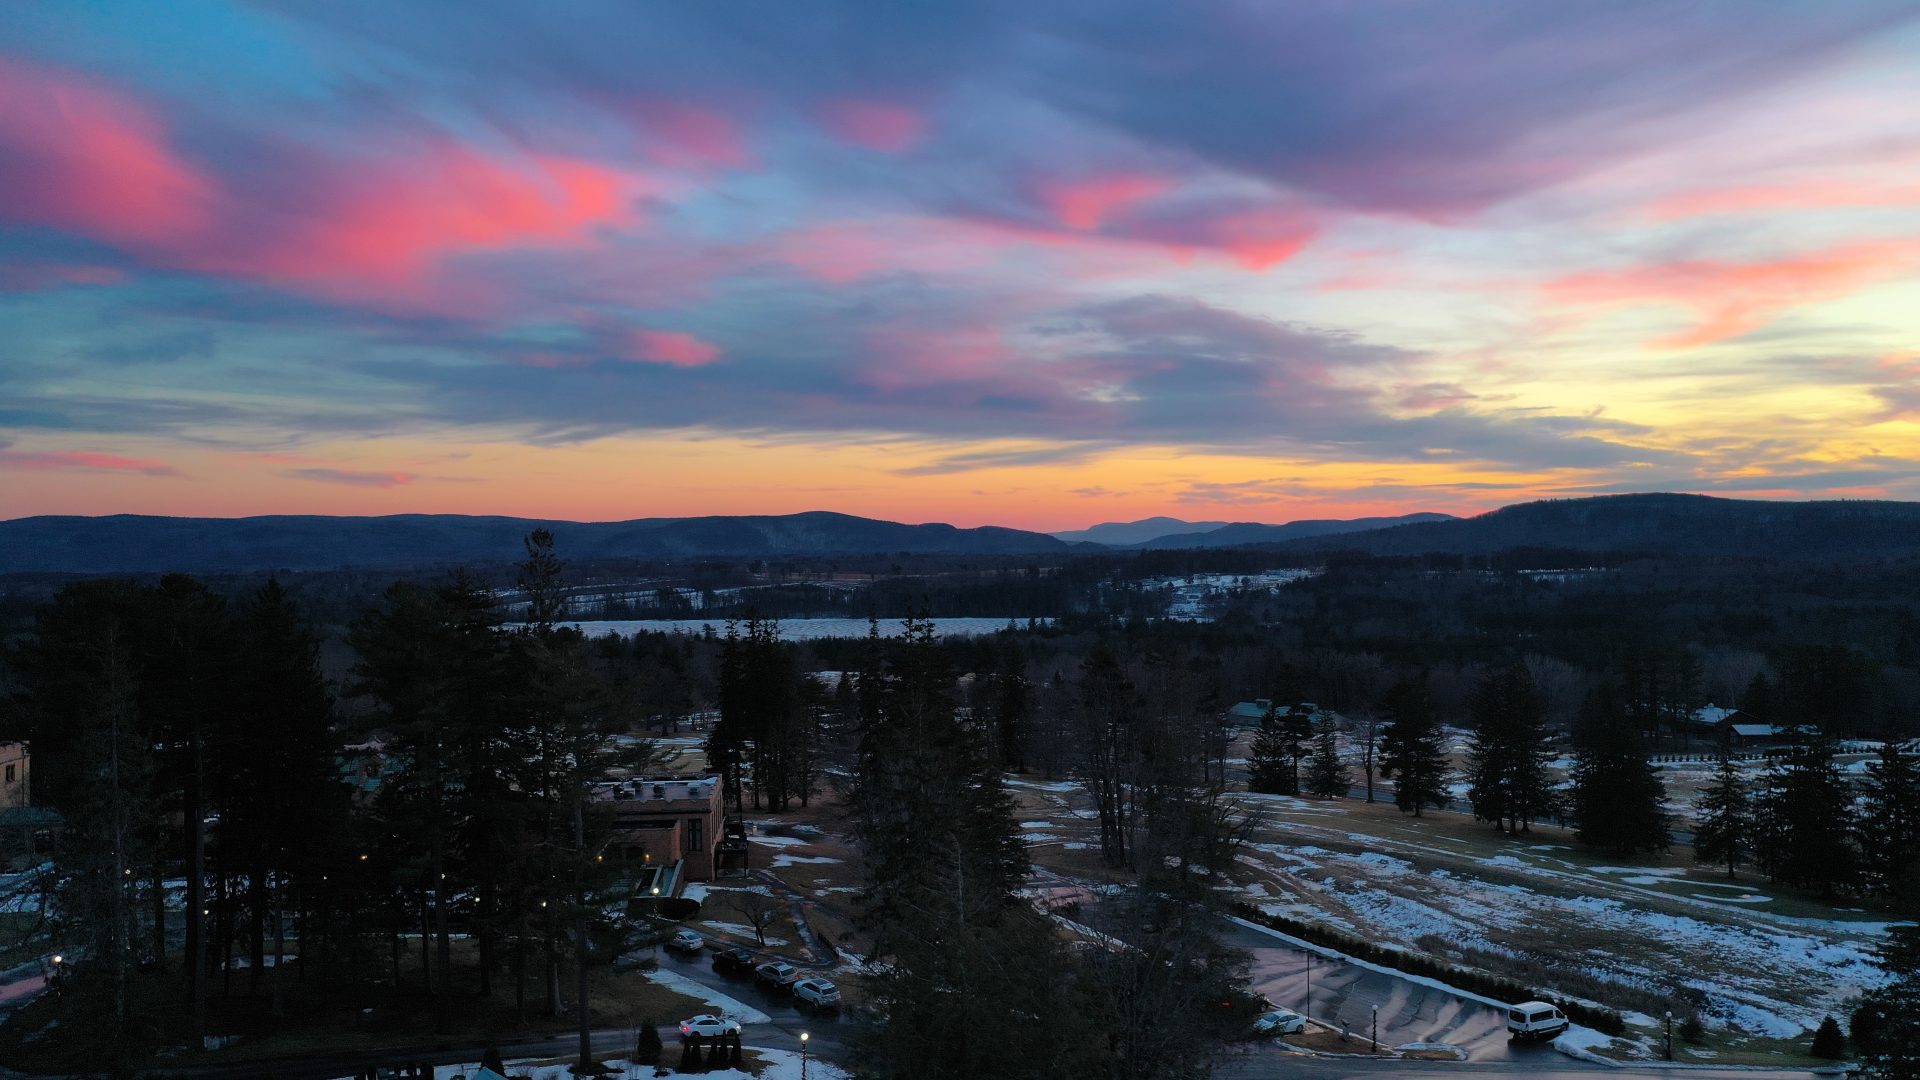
[1226,699,1273,726]
[0,742,58,868]
[594,776,725,893]
[1686,705,1794,748]
[1225,700,1345,730]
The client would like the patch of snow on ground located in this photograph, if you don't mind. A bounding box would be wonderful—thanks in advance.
[770,853,841,867]
[644,968,773,1024]
[699,921,790,947]
[748,834,811,847]
[1006,778,1081,792]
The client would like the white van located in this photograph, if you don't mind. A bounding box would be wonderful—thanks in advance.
[1507,1001,1569,1041]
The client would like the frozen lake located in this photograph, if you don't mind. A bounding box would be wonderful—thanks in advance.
[552,616,1052,641]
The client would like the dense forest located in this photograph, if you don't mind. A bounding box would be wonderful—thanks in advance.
[2,534,1918,1076]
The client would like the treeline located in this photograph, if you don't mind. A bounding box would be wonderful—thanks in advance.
[0,532,664,1072]
[846,617,1253,1080]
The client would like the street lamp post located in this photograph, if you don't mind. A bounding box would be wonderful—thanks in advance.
[1371,1004,1379,1053]
[800,1031,809,1080]
[1665,1010,1674,1061]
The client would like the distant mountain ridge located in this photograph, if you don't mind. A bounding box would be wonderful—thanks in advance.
[1050,517,1230,544]
[0,511,1068,574]
[1262,493,1920,559]
[8,494,1917,575]
[1126,512,1458,549]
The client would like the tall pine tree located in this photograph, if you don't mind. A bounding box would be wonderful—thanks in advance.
[1692,749,1753,878]
[1465,664,1556,833]
[1765,730,1860,896]
[1303,715,1350,799]
[1377,677,1450,817]
[1247,705,1295,796]
[1567,686,1670,855]
[1859,737,1920,896]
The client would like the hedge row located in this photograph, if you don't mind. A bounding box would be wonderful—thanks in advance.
[1230,902,1626,1036]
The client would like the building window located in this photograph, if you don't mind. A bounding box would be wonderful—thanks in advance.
[4,763,13,784]
[687,817,705,852]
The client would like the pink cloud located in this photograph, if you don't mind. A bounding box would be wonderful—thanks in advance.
[623,329,720,366]
[0,449,178,476]
[1544,239,1920,347]
[763,218,1006,283]
[1036,174,1174,230]
[860,323,1025,392]
[0,55,214,245]
[818,99,926,153]
[0,56,662,311]
[630,98,751,168]
[1649,179,1920,220]
[189,143,651,304]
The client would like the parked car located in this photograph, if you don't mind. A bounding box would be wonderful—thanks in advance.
[793,977,841,1010]
[754,960,801,991]
[712,946,756,975]
[1507,1001,1570,1041]
[1252,1008,1307,1036]
[667,928,705,953]
[680,1014,742,1038]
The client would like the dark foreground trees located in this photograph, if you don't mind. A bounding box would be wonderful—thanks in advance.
[1376,677,1450,817]
[849,622,1250,1080]
[1693,750,1752,878]
[1566,686,1669,856]
[1,534,655,1075]
[1854,921,1920,1079]
[1465,665,1556,833]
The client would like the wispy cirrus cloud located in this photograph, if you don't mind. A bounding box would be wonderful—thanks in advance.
[0,447,179,476]
[282,467,415,488]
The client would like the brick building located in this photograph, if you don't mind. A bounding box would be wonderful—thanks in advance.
[594,775,725,887]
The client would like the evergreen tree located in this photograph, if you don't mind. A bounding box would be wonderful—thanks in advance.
[1811,1016,1847,1059]
[1692,749,1753,878]
[1765,731,1860,896]
[636,1020,663,1064]
[1279,706,1313,793]
[227,579,346,1010]
[1377,677,1450,817]
[1247,705,1294,796]
[1854,924,1920,1080]
[1859,738,1920,895]
[1567,686,1669,855]
[20,582,157,1066]
[848,616,1097,1080]
[1465,664,1556,832]
[1303,715,1349,799]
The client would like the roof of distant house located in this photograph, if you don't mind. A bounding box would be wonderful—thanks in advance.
[594,776,721,804]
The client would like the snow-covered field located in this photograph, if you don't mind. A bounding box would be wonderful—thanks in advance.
[1005,774,1894,1047]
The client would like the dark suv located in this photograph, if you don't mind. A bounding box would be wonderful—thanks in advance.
[712,946,757,976]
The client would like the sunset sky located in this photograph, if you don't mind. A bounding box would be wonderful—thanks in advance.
[4,2,1920,531]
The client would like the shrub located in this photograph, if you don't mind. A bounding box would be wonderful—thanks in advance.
[1812,1015,1847,1059]
[657,897,702,921]
[1679,1016,1705,1044]
[636,1019,663,1065]
[1851,1000,1885,1056]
